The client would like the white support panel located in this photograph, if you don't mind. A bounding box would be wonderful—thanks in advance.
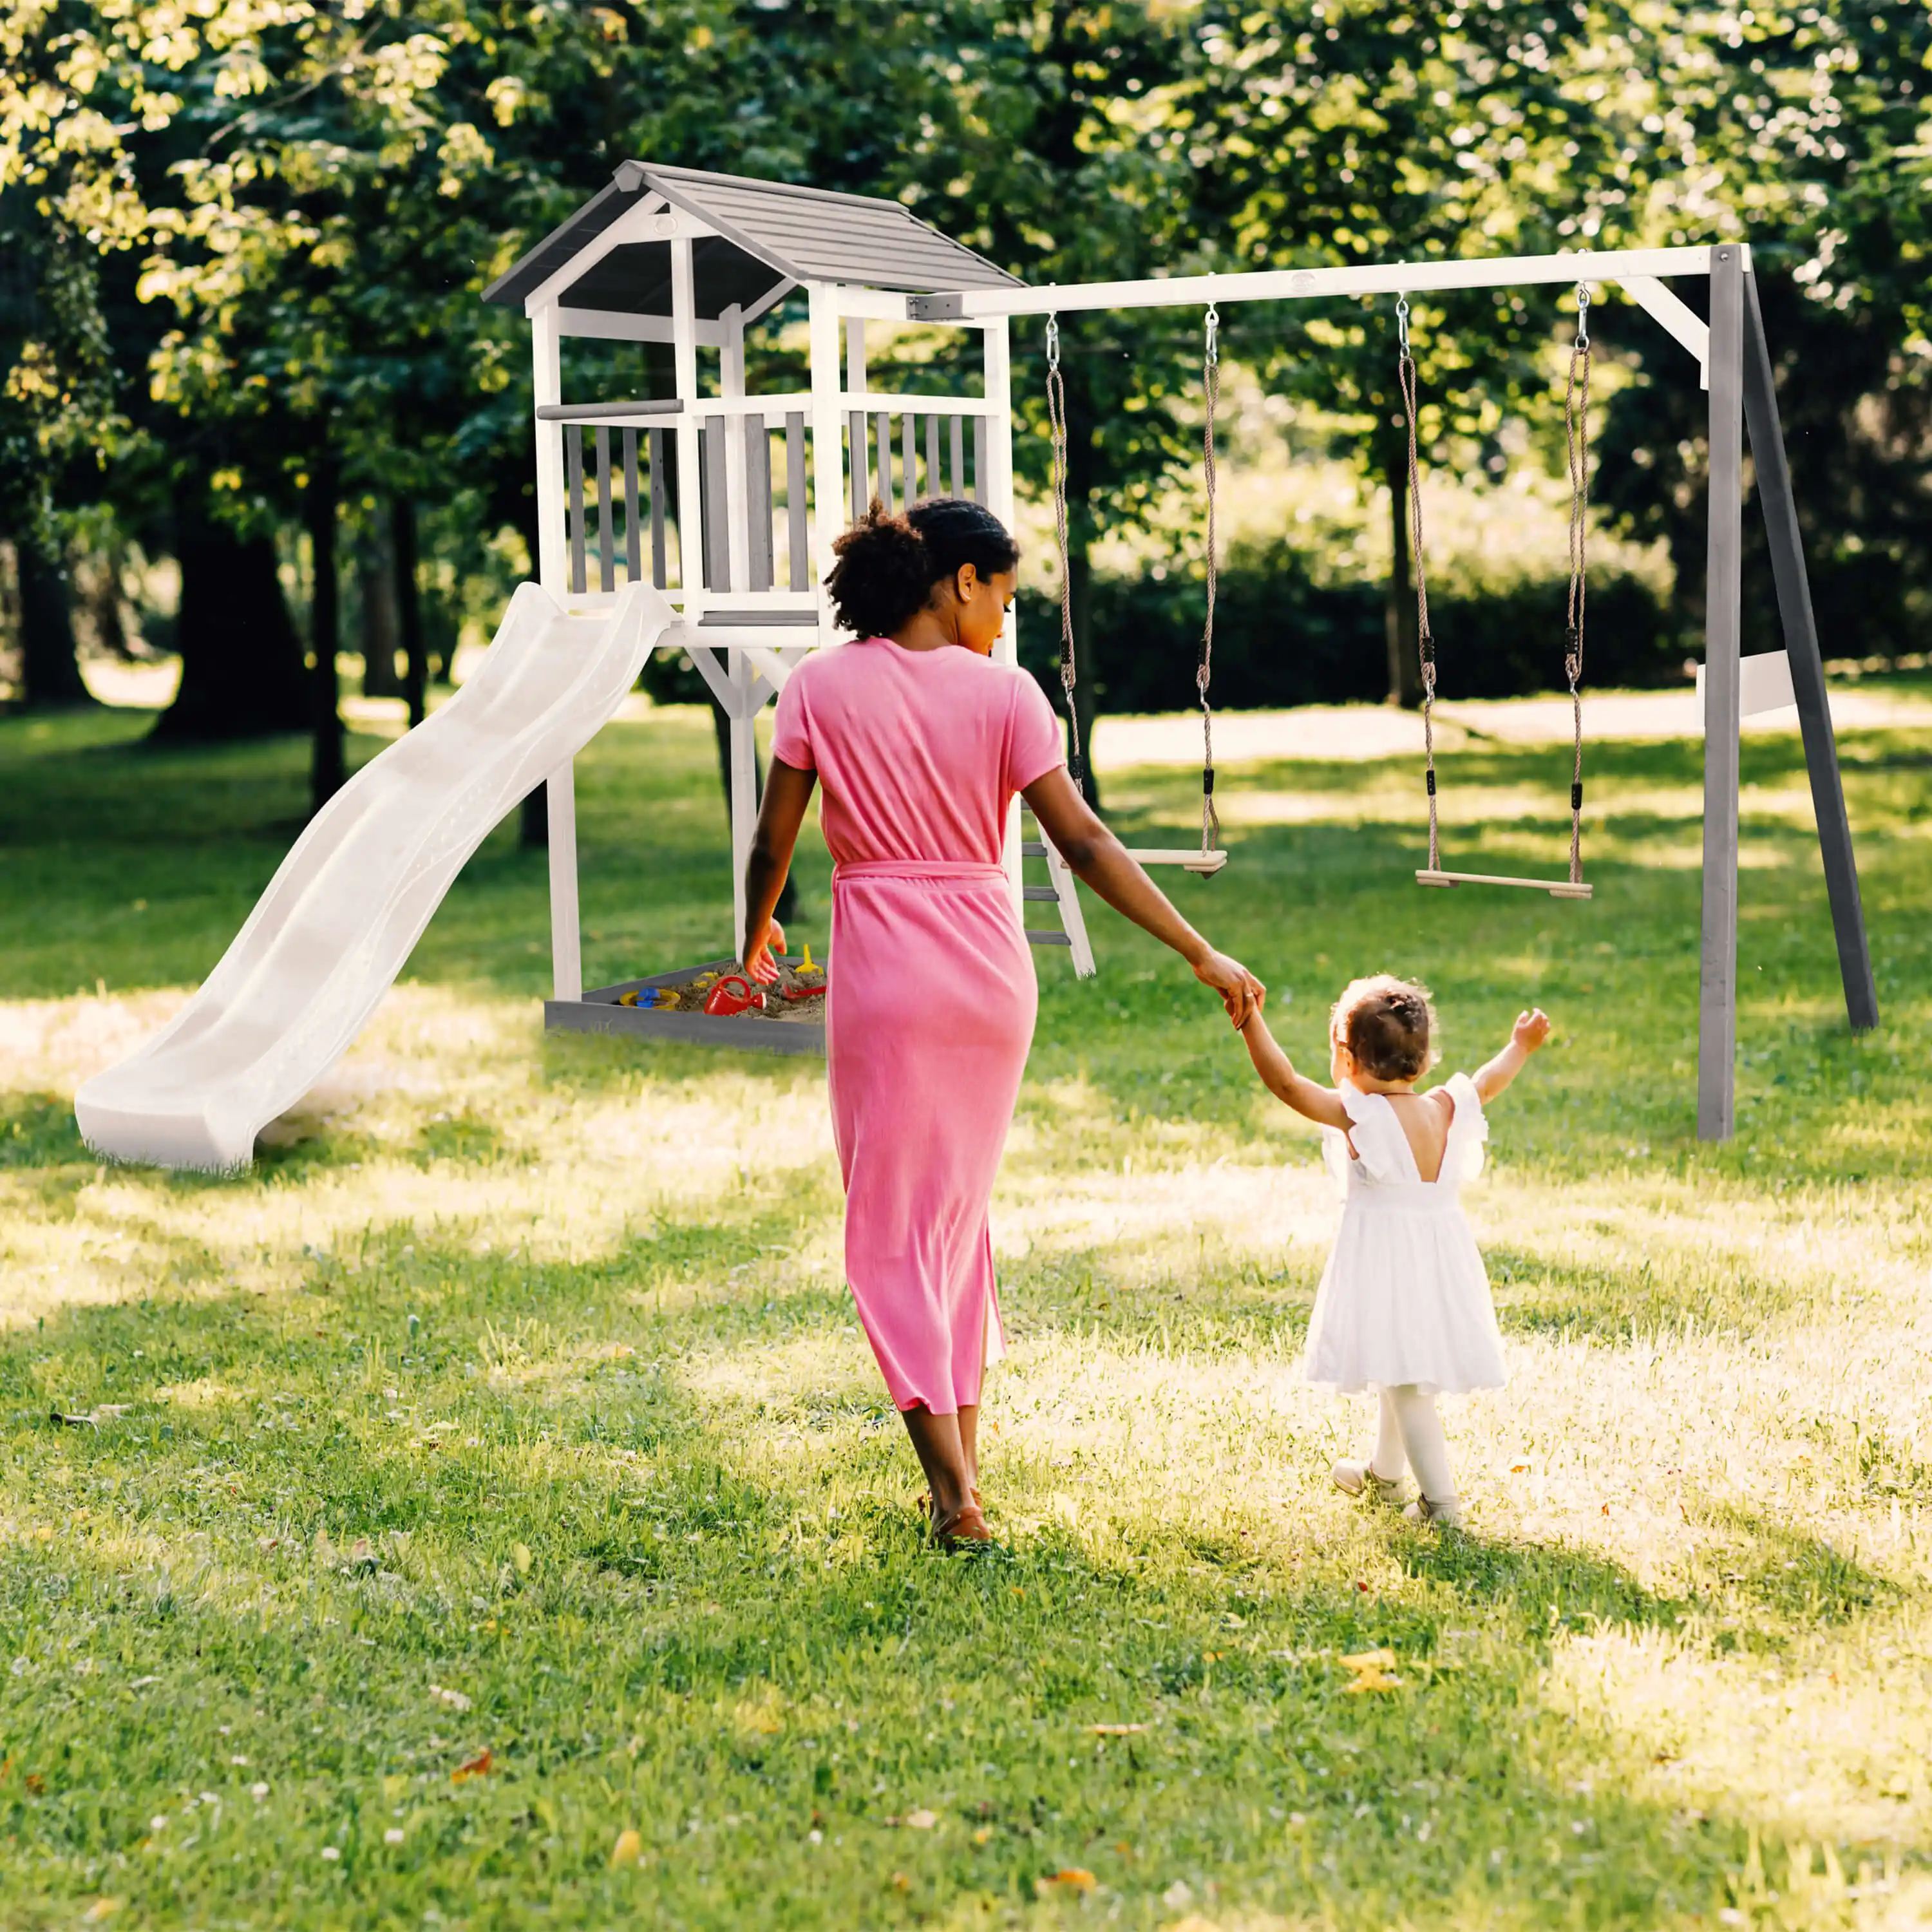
[670,236,706,614]
[1696,648,1796,723]
[720,305,752,595]
[839,390,992,415]
[1616,275,1712,388]
[738,278,799,328]
[691,623,836,652]
[546,759,583,1001]
[837,285,929,321]
[553,308,728,349]
[530,303,568,594]
[908,243,1742,322]
[728,656,762,961]
[740,643,811,692]
[685,641,736,713]
[522,196,720,317]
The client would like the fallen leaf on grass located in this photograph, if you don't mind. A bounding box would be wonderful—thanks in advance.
[610,1828,642,1868]
[1087,1723,1146,1736]
[451,1750,492,1783]
[901,1808,938,1829]
[1037,1868,1097,1895]
[82,1901,122,1922]
[511,1543,532,1576]
[1338,1648,1403,1694]
[973,1826,994,1844]
[889,1871,911,1891]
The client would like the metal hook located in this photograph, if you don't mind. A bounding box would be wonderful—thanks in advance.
[1045,312,1060,368]
[1204,303,1220,366]
[1396,293,1410,354]
[1575,281,1591,352]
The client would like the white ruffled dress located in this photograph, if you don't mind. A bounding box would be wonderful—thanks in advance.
[1302,1074,1507,1396]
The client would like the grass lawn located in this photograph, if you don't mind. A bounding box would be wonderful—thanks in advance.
[1,691,1929,1931]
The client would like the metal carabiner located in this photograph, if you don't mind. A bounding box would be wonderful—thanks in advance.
[1045,312,1061,370]
[1204,303,1220,368]
[1575,281,1591,352]
[1396,293,1411,355]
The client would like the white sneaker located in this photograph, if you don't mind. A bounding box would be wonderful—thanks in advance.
[1402,1495,1465,1528]
[1331,1459,1411,1506]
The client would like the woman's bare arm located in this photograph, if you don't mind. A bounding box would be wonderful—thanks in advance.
[742,757,818,981]
[1238,1011,1352,1129]
[1021,766,1264,1027]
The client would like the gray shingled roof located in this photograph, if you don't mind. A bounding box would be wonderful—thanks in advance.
[482,163,1022,317]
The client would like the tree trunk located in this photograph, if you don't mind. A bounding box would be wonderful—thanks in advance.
[710,699,797,925]
[154,504,309,741]
[307,455,345,815]
[357,519,403,697]
[15,535,94,708]
[394,497,426,728]
[1381,430,1423,708]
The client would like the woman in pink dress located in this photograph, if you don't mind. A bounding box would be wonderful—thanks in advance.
[743,500,1263,1546]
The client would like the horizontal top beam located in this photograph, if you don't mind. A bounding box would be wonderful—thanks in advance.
[907,243,1746,322]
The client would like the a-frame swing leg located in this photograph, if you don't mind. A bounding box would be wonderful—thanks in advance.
[1698,245,1746,1142]
[1740,270,1880,1036]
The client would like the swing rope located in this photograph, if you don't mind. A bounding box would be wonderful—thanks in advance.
[1396,295,1440,874]
[1198,304,1220,855]
[1044,313,1083,793]
[1563,282,1592,888]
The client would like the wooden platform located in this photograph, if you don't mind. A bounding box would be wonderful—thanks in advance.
[1416,869,1593,900]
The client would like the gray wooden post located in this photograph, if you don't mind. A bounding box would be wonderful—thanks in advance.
[1739,270,1879,1033]
[1698,243,1747,1142]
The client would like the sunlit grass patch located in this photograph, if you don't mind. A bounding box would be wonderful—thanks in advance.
[0,701,1928,1927]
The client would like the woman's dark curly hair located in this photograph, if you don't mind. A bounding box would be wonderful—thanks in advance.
[824,497,1019,638]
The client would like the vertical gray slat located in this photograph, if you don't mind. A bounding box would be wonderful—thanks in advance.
[595,427,614,593]
[1741,271,1878,1033]
[649,429,668,589]
[1698,244,1747,1143]
[902,412,918,507]
[745,413,773,592]
[565,422,586,595]
[875,410,893,513]
[786,412,808,591]
[971,417,988,505]
[848,410,866,519]
[703,414,730,592]
[926,415,942,500]
[623,429,641,582]
[949,415,965,497]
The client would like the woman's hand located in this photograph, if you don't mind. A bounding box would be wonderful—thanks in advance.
[1193,949,1265,1028]
[744,916,786,985]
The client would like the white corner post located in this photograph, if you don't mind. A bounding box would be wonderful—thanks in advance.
[719,299,761,961]
[531,298,583,1003]
[1697,243,1747,1142]
[806,283,845,641]
[670,235,705,609]
[981,314,1026,918]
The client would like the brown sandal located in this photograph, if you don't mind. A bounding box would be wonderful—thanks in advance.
[930,1499,992,1548]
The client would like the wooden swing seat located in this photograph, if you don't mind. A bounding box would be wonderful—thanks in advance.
[1126,847,1229,877]
[1417,868,1592,900]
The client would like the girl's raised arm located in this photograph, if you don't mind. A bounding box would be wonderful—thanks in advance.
[1239,1011,1352,1130]
[1472,1007,1552,1103]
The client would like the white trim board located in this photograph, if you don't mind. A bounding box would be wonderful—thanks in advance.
[1696,649,1797,724]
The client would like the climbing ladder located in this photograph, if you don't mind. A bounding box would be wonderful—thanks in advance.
[1020,811,1095,977]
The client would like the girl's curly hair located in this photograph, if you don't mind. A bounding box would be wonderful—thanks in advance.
[824,496,1019,638]
[1330,974,1439,1082]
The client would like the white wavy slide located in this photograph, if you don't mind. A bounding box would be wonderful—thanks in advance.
[76,580,675,1171]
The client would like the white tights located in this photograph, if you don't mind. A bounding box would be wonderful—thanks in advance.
[1369,1385,1457,1506]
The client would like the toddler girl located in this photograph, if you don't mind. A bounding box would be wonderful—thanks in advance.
[1238,976,1549,1527]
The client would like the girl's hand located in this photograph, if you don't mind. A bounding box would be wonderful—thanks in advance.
[744,916,786,984]
[1193,949,1266,1028]
[1512,1007,1551,1052]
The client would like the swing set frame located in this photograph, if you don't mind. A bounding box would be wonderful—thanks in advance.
[911,241,1879,1143]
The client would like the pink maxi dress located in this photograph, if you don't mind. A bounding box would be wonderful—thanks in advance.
[770,636,1065,1415]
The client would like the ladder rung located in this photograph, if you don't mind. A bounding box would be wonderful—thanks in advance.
[1417,869,1593,900]
[1022,885,1059,901]
[1026,929,1074,946]
[1021,841,1048,858]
